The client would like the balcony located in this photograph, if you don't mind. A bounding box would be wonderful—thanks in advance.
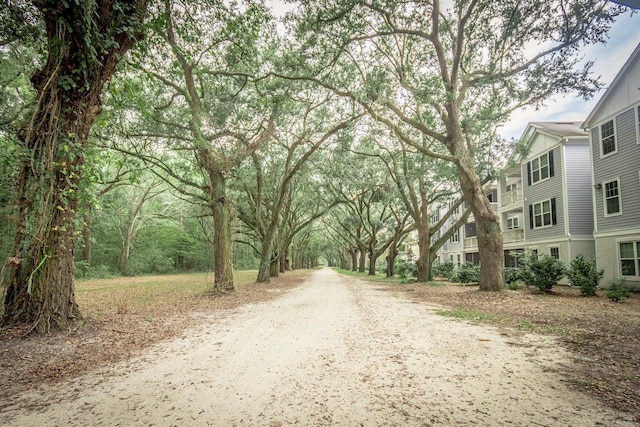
[503,228,525,243]
[501,188,523,206]
[464,236,478,247]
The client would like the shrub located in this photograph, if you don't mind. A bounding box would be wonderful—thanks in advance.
[517,250,565,293]
[566,255,604,296]
[395,258,417,283]
[504,267,521,290]
[451,263,480,283]
[432,261,455,279]
[607,278,630,302]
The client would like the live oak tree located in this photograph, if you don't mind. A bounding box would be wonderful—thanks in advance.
[234,86,360,283]
[112,0,276,291]
[363,127,472,281]
[2,0,148,333]
[291,0,624,290]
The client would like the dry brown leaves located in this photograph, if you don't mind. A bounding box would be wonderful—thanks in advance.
[387,282,640,421]
[0,271,308,412]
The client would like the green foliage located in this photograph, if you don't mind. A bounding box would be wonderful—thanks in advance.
[395,258,417,283]
[567,255,604,296]
[432,261,455,279]
[451,263,480,284]
[517,250,566,293]
[607,278,630,302]
[504,267,521,290]
[74,263,117,279]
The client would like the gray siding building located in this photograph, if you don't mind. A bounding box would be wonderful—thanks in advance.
[583,43,640,287]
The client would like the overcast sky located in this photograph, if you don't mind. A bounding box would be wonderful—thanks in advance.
[499,11,640,140]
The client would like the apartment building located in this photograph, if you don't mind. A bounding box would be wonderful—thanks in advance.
[583,43,640,287]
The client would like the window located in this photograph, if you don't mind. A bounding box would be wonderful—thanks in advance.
[619,242,640,276]
[527,151,554,185]
[550,247,560,259]
[507,217,519,230]
[601,120,616,156]
[430,210,440,224]
[506,182,518,192]
[456,254,461,266]
[604,179,621,216]
[450,228,460,243]
[529,198,556,229]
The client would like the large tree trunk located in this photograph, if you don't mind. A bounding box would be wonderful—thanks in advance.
[256,247,272,283]
[368,252,377,276]
[349,248,357,271]
[458,159,504,291]
[210,171,234,292]
[269,254,279,278]
[358,247,366,273]
[2,0,147,333]
[416,224,433,282]
[386,244,398,278]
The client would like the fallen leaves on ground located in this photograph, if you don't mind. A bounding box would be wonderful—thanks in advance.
[383,281,640,420]
[0,271,308,412]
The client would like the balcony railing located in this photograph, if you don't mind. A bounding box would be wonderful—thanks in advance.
[503,228,525,243]
[501,188,523,206]
[464,236,478,247]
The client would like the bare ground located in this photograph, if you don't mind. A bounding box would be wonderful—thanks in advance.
[388,280,640,420]
[0,269,639,425]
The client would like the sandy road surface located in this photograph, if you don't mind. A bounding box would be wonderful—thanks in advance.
[1,268,635,426]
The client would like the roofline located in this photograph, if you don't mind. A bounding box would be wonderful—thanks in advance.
[582,42,640,128]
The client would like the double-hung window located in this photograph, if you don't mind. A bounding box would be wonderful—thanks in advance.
[529,198,556,229]
[530,153,549,184]
[527,151,554,185]
[619,242,640,277]
[601,120,616,156]
[507,217,519,229]
[450,228,460,243]
[604,179,621,216]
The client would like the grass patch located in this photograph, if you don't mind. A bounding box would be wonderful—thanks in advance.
[75,270,260,318]
[333,268,403,284]
[435,307,496,323]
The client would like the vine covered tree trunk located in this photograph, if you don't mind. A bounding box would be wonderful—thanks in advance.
[2,0,148,333]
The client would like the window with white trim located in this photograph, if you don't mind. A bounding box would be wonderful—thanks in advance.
[449,227,459,243]
[530,199,556,229]
[601,119,616,156]
[619,241,640,277]
[507,217,519,230]
[550,247,560,260]
[604,179,621,216]
[530,152,550,184]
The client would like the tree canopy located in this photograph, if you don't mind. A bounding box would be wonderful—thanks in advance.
[0,0,632,332]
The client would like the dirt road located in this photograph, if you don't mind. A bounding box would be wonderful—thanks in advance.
[2,268,635,426]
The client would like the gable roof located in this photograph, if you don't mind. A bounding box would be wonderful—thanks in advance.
[528,121,588,138]
[582,42,640,128]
